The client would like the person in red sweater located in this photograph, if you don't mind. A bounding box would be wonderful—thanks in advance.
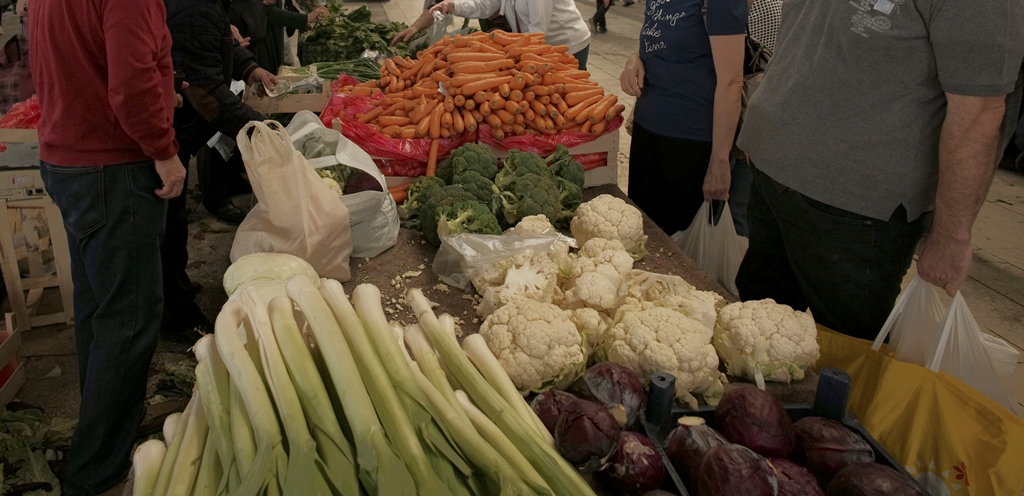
[29,0,186,493]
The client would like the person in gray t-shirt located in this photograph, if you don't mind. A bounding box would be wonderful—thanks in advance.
[733,0,1024,340]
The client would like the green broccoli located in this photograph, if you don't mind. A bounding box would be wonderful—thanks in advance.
[453,170,502,214]
[499,172,563,226]
[547,145,585,190]
[555,176,583,224]
[435,157,455,185]
[400,176,446,227]
[495,150,551,190]
[420,184,478,246]
[435,200,502,238]
[450,143,499,181]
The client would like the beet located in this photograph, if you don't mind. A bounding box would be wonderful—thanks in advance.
[572,362,645,427]
[663,416,728,488]
[553,397,621,466]
[531,390,578,435]
[772,458,826,496]
[602,431,666,495]
[793,416,875,488]
[715,385,795,458]
[698,444,778,496]
[827,463,923,496]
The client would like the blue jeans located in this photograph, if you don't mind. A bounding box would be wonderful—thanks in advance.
[573,44,589,71]
[728,158,752,237]
[40,160,167,495]
[735,166,931,340]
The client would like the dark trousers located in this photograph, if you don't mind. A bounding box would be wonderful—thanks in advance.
[735,166,931,340]
[594,0,609,29]
[161,142,208,331]
[627,121,712,235]
[40,161,167,495]
[572,44,590,71]
[196,145,248,213]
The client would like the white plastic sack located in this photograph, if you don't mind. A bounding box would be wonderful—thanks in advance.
[671,202,748,295]
[231,120,353,281]
[286,111,399,258]
[874,276,1020,412]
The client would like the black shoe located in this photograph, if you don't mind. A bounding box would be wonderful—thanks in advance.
[597,25,608,33]
[624,1,634,5]
[213,202,248,225]
[589,17,598,32]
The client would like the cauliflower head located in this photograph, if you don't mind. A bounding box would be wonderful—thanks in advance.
[511,214,556,236]
[477,251,558,317]
[624,270,724,333]
[562,238,634,311]
[714,299,820,389]
[570,194,649,260]
[479,298,586,392]
[566,307,612,356]
[599,307,724,408]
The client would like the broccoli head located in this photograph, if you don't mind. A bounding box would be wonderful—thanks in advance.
[435,157,455,185]
[495,150,551,190]
[555,177,583,227]
[453,170,502,214]
[420,185,478,246]
[548,145,585,190]
[499,172,563,226]
[436,200,503,238]
[450,143,499,181]
[400,176,446,226]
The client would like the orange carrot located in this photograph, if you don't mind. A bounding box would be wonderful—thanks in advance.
[453,110,465,133]
[504,100,521,114]
[378,115,412,127]
[498,83,511,98]
[441,111,453,129]
[447,52,505,63]
[606,103,626,121]
[430,71,452,83]
[485,113,503,129]
[530,100,547,116]
[426,139,440,176]
[389,183,411,203]
[416,114,430,137]
[450,60,515,74]
[428,104,444,139]
[509,73,527,91]
[399,126,418,139]
[357,106,384,123]
[589,95,618,123]
[524,91,536,102]
[479,101,492,117]
[591,119,607,136]
[565,94,603,121]
[444,95,455,112]
[460,76,513,96]
[381,125,402,137]
[489,94,505,111]
[531,84,551,96]
[565,89,604,106]
[464,98,477,111]
[495,109,515,125]
[509,89,524,102]
[490,30,521,46]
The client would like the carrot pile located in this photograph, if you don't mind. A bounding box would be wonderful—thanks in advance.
[337,30,626,143]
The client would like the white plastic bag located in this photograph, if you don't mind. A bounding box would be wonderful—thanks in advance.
[286,111,399,258]
[874,276,1020,412]
[231,120,353,281]
[671,202,748,295]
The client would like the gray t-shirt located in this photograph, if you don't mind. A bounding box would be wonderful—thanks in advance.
[736,0,1024,221]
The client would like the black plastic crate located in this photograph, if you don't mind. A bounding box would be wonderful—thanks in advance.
[641,367,931,496]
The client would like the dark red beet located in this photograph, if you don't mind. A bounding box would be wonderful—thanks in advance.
[771,458,826,496]
[530,390,578,435]
[793,416,875,488]
[827,463,923,496]
[553,397,621,466]
[698,444,778,496]
[663,416,728,488]
[602,431,666,495]
[572,362,645,427]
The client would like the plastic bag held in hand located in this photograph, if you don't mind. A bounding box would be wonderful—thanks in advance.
[672,202,748,295]
[874,275,1020,413]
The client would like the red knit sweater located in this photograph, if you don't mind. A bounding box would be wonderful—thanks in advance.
[29,0,178,166]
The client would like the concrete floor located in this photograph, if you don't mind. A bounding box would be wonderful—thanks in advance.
[1,1,1023,493]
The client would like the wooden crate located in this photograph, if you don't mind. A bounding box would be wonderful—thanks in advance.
[0,313,26,411]
[243,75,330,114]
[0,196,74,331]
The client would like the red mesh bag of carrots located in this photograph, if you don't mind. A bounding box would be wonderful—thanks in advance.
[476,115,622,154]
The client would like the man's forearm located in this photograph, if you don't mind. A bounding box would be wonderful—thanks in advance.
[932,93,1006,240]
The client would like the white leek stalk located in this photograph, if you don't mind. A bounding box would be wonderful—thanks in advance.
[162,413,181,448]
[462,334,555,447]
[132,439,167,496]
[194,335,241,489]
[286,275,415,496]
[192,431,221,496]
[153,395,195,495]
[165,392,208,496]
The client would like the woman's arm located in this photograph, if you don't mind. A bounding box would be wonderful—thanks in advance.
[392,8,435,45]
[432,0,500,24]
[703,34,745,201]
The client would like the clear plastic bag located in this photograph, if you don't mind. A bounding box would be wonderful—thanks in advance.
[286,110,400,258]
[671,202,748,295]
[873,276,1020,413]
[433,231,568,290]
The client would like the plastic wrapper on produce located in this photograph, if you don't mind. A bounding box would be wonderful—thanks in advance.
[433,229,575,290]
[320,93,477,168]
[286,111,400,258]
[478,117,623,155]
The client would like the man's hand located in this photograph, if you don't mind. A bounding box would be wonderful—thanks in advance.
[174,81,189,109]
[308,6,329,24]
[916,92,1005,295]
[620,52,644,96]
[154,155,187,200]
[392,27,419,46]
[702,158,731,202]
[604,0,611,7]
[431,0,456,16]
[231,25,251,47]
[248,68,279,97]
[15,0,27,17]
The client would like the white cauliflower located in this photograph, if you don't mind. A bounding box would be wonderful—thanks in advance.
[562,238,634,312]
[599,306,724,408]
[476,251,558,317]
[510,214,556,236]
[714,299,820,389]
[479,298,586,392]
[570,194,649,260]
[624,270,724,333]
[565,307,612,356]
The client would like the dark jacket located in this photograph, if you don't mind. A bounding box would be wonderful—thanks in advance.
[230,0,306,75]
[166,0,267,150]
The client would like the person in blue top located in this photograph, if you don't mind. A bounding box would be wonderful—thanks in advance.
[619,0,749,235]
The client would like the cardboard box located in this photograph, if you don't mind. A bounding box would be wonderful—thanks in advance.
[243,75,330,114]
